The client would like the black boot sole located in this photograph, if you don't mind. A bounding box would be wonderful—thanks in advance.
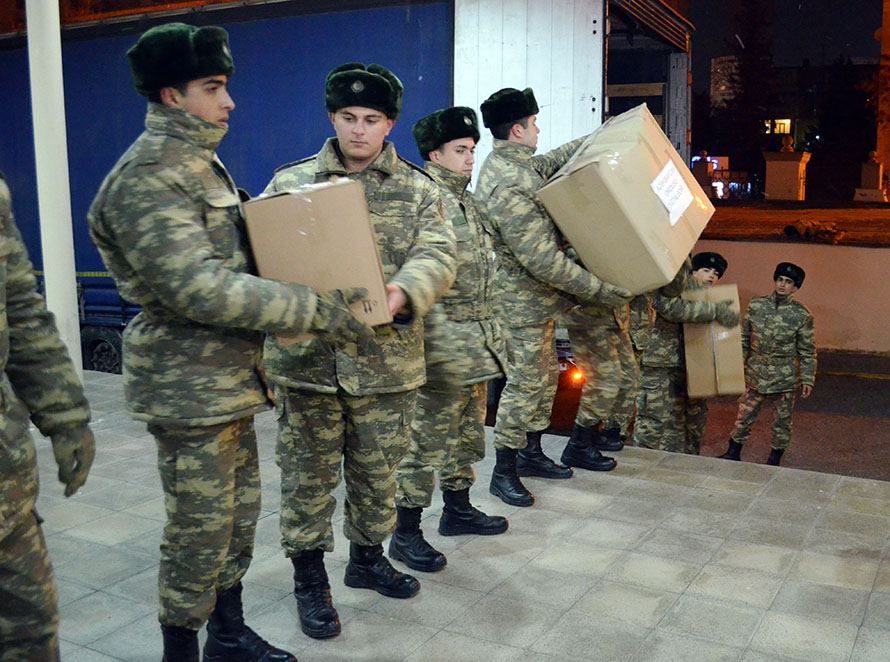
[299,620,341,640]
[591,441,624,452]
[560,452,617,472]
[516,465,574,479]
[438,517,509,537]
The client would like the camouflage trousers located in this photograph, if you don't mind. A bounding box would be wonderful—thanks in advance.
[395,382,486,509]
[633,366,708,454]
[570,325,640,430]
[0,510,58,661]
[493,321,558,450]
[731,387,796,450]
[149,417,260,630]
[276,387,416,554]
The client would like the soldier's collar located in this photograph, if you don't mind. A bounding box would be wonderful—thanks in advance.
[426,162,470,193]
[493,138,535,161]
[145,103,228,152]
[317,138,398,177]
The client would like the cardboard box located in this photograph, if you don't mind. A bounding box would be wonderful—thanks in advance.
[682,283,745,398]
[243,179,391,342]
[536,104,715,295]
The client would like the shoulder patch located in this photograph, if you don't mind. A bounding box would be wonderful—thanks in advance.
[274,155,316,173]
[398,155,433,181]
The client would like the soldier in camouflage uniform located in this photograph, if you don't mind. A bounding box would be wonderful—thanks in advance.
[0,174,96,662]
[475,87,633,508]
[633,254,739,454]
[563,301,639,454]
[719,262,815,466]
[263,63,456,640]
[387,107,509,574]
[88,23,368,662]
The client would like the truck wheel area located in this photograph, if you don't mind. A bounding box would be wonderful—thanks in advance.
[81,326,122,374]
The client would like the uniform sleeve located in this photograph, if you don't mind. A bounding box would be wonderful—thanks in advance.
[388,180,456,318]
[491,184,608,301]
[653,291,718,324]
[797,313,816,386]
[740,304,753,358]
[91,163,318,334]
[530,135,586,179]
[0,188,90,436]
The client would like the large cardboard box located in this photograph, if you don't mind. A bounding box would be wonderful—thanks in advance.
[682,283,745,398]
[537,104,715,295]
[243,179,392,341]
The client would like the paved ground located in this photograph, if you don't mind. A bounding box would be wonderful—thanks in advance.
[44,371,890,661]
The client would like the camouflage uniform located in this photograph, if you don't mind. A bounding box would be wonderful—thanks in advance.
[264,139,455,554]
[88,104,319,629]
[395,162,506,508]
[476,137,619,449]
[633,279,721,454]
[564,303,639,433]
[0,177,91,660]
[730,293,816,450]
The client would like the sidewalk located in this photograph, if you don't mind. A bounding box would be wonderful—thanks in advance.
[45,372,890,661]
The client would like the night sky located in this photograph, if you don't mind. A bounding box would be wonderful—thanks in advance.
[689,0,883,93]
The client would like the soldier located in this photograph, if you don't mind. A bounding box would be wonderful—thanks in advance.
[0,175,95,661]
[718,262,815,465]
[388,107,509,573]
[475,87,633,508]
[88,23,360,661]
[263,63,456,639]
[633,255,738,454]
[563,300,639,456]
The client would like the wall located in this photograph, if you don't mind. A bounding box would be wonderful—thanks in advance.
[695,239,890,353]
[453,0,606,182]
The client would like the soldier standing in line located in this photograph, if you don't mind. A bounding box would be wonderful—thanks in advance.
[475,87,633,508]
[387,107,509,574]
[718,262,815,466]
[263,63,456,640]
[88,23,362,661]
[563,300,639,456]
[633,254,739,455]
[0,175,96,661]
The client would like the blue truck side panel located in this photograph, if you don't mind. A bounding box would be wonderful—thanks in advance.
[0,2,453,275]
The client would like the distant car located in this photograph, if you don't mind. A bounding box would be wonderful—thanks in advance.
[485,327,583,434]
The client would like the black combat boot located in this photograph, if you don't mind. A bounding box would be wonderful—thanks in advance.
[594,426,624,452]
[766,448,785,466]
[439,488,508,536]
[344,542,420,598]
[718,440,742,461]
[161,624,199,662]
[561,424,617,472]
[489,447,534,507]
[291,549,341,639]
[388,506,447,572]
[203,582,296,661]
[517,430,573,479]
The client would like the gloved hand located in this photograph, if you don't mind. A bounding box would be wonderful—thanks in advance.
[714,300,740,327]
[592,281,634,308]
[310,288,375,344]
[51,426,96,497]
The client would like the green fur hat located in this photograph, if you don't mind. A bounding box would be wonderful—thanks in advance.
[127,23,234,97]
[413,107,480,160]
[480,87,539,128]
[325,63,403,119]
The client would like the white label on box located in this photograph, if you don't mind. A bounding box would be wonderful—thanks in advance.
[651,161,694,226]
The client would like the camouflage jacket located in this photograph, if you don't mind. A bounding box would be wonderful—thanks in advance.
[476,138,610,327]
[642,279,719,369]
[422,162,506,385]
[262,139,456,395]
[563,302,630,332]
[0,177,90,533]
[628,295,656,353]
[89,104,318,426]
[743,293,816,393]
